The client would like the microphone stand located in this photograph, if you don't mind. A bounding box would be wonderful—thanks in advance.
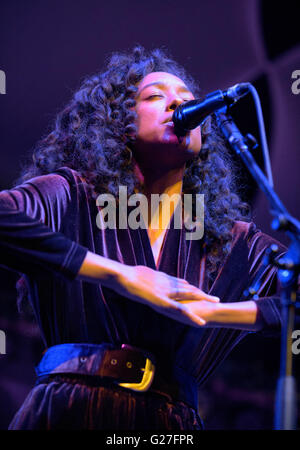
[215,110,300,430]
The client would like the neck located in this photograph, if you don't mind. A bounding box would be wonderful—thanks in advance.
[134,164,185,234]
[140,165,185,198]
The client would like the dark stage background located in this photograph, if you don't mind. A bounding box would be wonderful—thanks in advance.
[0,0,300,429]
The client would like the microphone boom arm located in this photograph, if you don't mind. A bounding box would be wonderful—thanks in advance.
[215,110,300,430]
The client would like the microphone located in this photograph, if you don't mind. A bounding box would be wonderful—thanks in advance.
[172,83,250,136]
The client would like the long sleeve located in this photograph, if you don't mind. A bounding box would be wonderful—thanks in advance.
[171,221,296,388]
[0,170,88,280]
[244,222,298,333]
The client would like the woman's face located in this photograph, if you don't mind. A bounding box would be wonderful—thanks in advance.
[133,71,202,170]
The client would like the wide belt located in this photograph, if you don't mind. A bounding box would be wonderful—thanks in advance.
[35,343,198,410]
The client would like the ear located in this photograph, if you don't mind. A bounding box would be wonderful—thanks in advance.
[201,116,212,138]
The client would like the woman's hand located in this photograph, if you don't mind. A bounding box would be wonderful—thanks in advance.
[177,299,261,331]
[113,264,219,327]
[78,252,219,327]
[78,252,260,331]
[177,299,219,325]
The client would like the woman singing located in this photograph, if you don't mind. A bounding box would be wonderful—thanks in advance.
[1,46,284,430]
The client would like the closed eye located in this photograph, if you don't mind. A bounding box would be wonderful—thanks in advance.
[146,94,164,99]
[146,95,191,102]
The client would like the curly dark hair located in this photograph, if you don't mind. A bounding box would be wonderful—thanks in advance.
[18,45,250,292]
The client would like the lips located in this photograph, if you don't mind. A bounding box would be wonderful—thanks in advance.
[163,121,174,127]
[162,117,174,125]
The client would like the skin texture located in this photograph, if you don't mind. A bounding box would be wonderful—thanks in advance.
[133,71,202,171]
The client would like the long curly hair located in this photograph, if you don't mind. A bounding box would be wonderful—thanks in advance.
[18,45,249,296]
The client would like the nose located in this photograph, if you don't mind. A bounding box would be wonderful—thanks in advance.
[166,95,184,112]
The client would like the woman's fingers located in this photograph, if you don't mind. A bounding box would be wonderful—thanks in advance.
[154,297,206,327]
[183,289,220,303]
[181,307,207,326]
[168,275,219,303]
[168,292,219,302]
[118,265,212,327]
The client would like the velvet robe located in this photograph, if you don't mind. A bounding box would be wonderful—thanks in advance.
[0,167,285,429]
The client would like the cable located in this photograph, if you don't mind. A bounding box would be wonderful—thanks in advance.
[245,82,274,188]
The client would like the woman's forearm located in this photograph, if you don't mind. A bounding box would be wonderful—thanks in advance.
[76,253,224,328]
[77,255,263,331]
[77,256,263,331]
[77,251,126,287]
[207,300,263,331]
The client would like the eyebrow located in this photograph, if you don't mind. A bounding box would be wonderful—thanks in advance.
[137,81,192,97]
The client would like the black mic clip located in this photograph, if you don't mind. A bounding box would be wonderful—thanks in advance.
[244,133,258,151]
[214,111,259,153]
[243,244,280,299]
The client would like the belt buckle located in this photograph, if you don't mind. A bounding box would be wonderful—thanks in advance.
[117,345,156,392]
